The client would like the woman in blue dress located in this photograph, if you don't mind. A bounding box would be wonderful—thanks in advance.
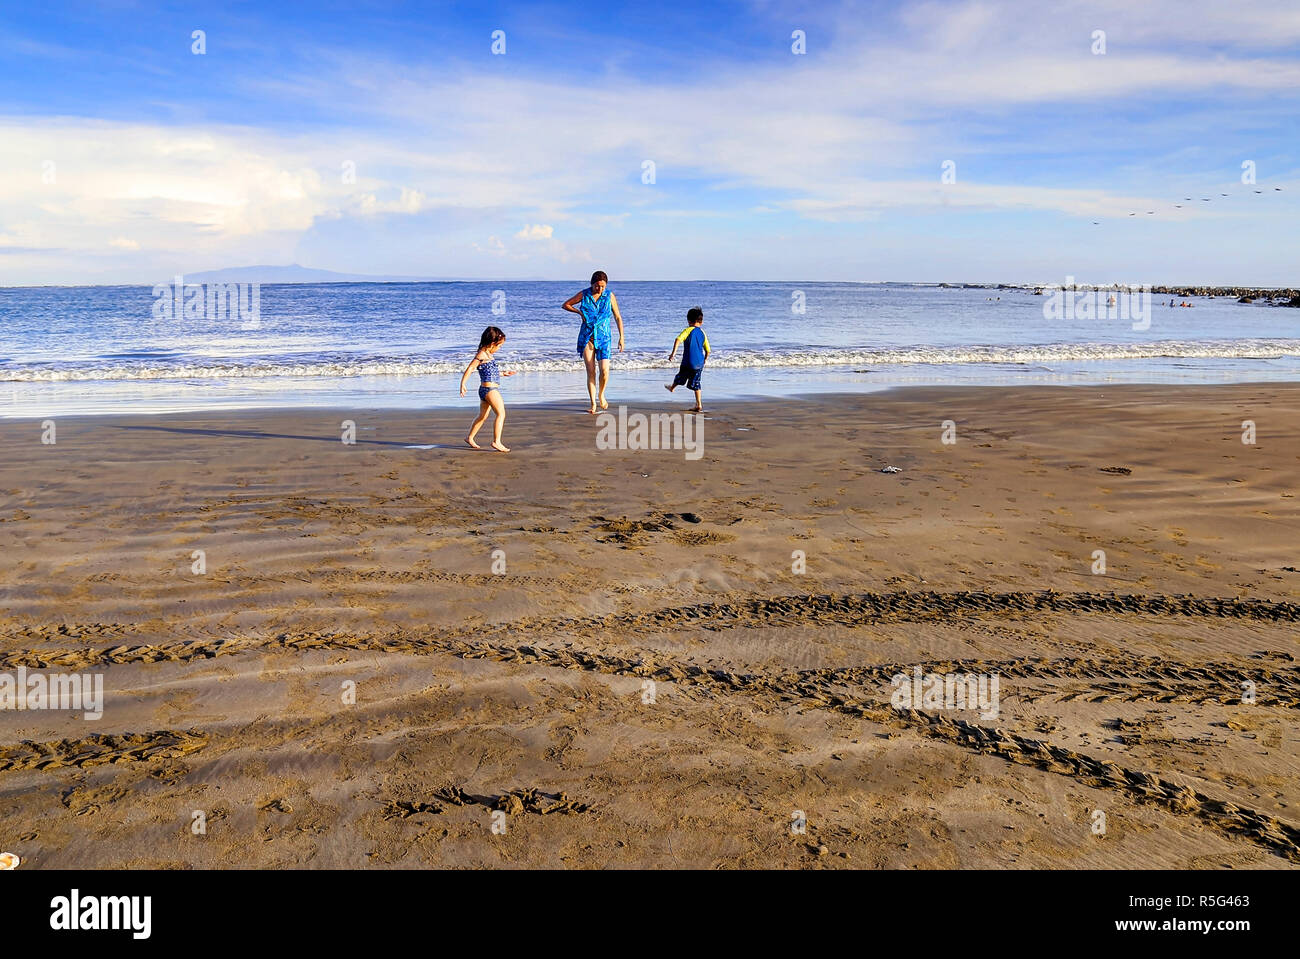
[562,270,625,414]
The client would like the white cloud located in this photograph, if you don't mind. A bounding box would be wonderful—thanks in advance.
[898,0,1300,51]
[351,187,429,217]
[0,120,335,264]
[514,223,554,240]
[779,179,1233,221]
[472,235,507,256]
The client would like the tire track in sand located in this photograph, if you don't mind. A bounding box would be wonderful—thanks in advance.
[780,657,1300,708]
[0,729,207,771]
[1,631,1296,861]
[5,588,1300,652]
[3,591,1297,861]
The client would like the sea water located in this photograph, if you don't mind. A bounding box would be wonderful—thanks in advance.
[1,280,1297,417]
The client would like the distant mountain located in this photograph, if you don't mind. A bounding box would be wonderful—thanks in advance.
[182,264,455,284]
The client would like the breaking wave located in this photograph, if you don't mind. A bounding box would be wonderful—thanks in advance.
[4,339,1299,383]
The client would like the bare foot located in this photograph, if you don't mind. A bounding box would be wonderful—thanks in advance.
[587,406,598,415]
[465,436,481,449]
[691,407,704,413]
[598,396,609,410]
[491,441,510,453]
[664,383,674,392]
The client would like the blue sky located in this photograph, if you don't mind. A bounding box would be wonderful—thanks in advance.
[1,0,1298,285]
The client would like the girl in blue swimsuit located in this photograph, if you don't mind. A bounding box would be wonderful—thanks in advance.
[459,326,515,452]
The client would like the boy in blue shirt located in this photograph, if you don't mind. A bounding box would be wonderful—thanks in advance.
[665,307,710,412]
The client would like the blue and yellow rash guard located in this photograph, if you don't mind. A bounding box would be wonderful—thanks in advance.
[675,326,710,368]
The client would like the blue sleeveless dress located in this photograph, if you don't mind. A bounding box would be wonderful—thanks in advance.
[576,288,613,361]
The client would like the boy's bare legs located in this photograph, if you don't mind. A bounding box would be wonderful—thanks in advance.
[597,358,611,410]
[582,342,598,413]
[487,389,509,452]
[466,398,491,448]
[692,389,703,412]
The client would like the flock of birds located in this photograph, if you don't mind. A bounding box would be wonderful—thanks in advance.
[1091,185,1284,224]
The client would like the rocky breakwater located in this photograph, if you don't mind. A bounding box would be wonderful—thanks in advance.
[1150,285,1300,305]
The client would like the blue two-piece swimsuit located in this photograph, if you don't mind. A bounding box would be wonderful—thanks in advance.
[477,356,501,402]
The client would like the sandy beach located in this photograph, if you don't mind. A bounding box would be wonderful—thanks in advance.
[2,383,1298,869]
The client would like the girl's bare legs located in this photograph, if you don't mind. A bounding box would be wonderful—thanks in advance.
[487,388,509,452]
[466,398,491,448]
[582,341,598,413]
[597,358,611,410]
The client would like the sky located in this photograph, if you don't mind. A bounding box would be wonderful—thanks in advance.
[0,0,1298,286]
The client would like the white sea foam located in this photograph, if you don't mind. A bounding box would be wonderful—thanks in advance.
[4,340,1299,383]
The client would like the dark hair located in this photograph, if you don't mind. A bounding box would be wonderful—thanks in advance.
[590,270,608,287]
[687,307,704,324]
[478,326,506,350]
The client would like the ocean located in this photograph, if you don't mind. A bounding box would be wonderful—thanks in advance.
[2,280,1298,417]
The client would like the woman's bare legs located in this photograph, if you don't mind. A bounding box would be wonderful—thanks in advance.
[597,358,611,410]
[486,388,509,452]
[582,341,598,413]
[466,398,491,448]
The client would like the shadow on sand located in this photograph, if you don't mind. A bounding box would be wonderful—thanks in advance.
[111,423,472,450]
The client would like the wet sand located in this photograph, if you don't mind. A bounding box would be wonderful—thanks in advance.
[1,383,1298,868]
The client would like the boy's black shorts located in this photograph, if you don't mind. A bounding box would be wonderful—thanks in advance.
[673,366,703,391]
